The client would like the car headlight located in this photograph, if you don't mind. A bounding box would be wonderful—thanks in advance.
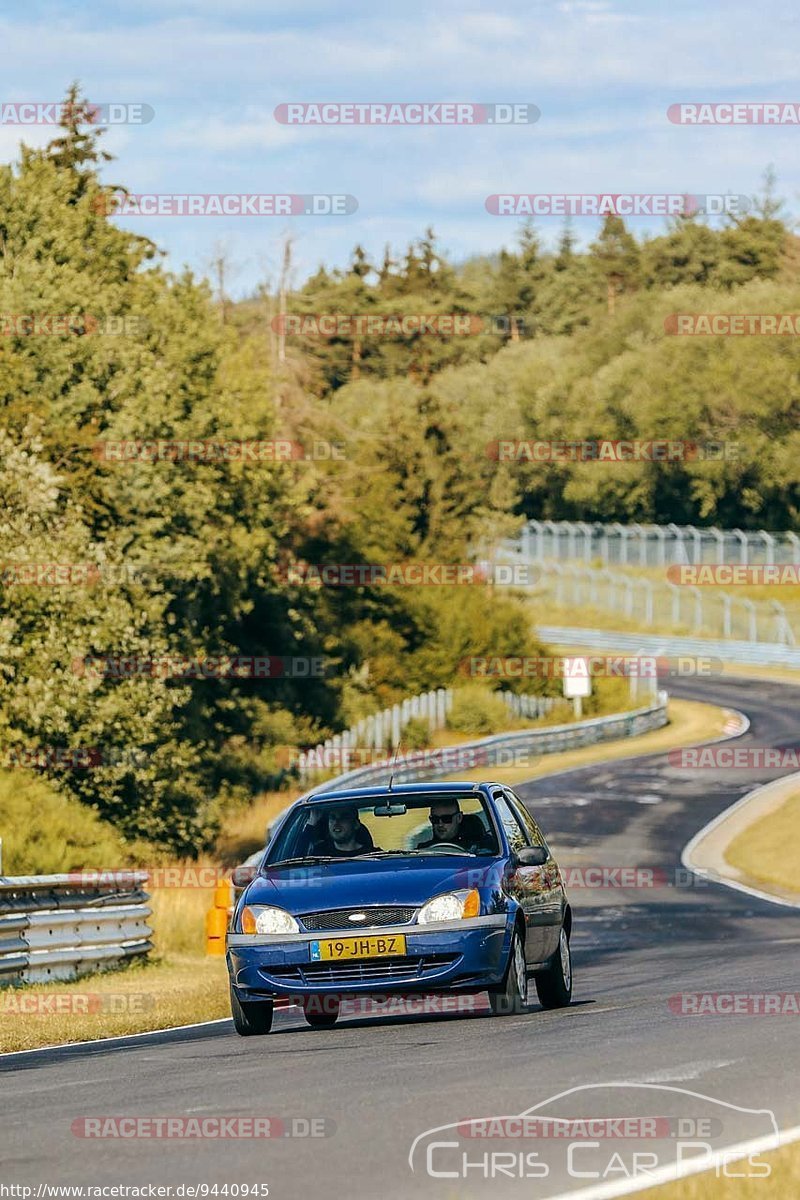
[417,888,480,924]
[241,905,299,935]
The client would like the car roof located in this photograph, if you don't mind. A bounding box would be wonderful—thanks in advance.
[298,781,499,805]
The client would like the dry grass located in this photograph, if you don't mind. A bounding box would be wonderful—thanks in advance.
[0,956,230,1054]
[725,791,800,894]
[213,790,301,865]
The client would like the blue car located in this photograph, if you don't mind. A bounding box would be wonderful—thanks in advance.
[226,781,572,1035]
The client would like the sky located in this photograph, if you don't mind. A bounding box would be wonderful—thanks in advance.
[1,0,798,295]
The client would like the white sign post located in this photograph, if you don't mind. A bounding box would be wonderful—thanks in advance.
[562,656,592,719]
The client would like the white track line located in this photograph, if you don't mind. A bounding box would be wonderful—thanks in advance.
[682,768,800,909]
[0,1017,232,1060]
[547,1123,800,1200]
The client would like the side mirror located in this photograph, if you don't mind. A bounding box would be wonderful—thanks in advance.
[515,845,548,867]
[231,865,257,888]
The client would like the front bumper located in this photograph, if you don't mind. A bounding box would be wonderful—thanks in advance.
[227,914,510,999]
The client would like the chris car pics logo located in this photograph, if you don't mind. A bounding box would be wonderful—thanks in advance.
[408,1083,778,1189]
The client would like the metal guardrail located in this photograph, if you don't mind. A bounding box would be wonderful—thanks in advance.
[0,873,152,986]
[535,626,800,670]
[245,693,668,866]
[301,693,667,793]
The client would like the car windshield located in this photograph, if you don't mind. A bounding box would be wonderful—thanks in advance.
[267,792,500,865]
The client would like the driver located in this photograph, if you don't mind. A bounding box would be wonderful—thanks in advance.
[417,800,466,848]
[417,800,494,852]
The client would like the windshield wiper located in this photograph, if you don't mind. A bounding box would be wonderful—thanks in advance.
[351,850,418,859]
[266,855,337,868]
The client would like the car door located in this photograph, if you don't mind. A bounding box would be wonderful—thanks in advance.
[504,788,564,960]
[491,788,549,965]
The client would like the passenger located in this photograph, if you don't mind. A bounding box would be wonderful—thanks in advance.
[312,807,375,858]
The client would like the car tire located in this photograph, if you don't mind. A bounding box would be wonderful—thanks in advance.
[230,984,274,1036]
[534,927,572,1009]
[302,996,340,1028]
[489,927,527,1016]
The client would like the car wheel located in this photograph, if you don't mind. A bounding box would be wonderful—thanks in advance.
[230,984,274,1036]
[302,996,340,1028]
[535,927,572,1009]
[489,927,527,1016]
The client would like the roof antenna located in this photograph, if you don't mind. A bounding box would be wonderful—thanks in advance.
[387,735,405,791]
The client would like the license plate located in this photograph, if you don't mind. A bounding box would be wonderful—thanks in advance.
[310,935,407,961]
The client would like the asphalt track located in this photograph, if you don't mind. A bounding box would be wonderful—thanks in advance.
[3,675,800,1199]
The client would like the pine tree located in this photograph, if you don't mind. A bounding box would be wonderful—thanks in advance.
[41,83,113,197]
[589,214,640,314]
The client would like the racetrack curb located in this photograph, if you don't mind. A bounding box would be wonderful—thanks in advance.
[682,768,800,909]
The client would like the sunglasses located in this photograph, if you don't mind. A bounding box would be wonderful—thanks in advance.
[431,813,458,824]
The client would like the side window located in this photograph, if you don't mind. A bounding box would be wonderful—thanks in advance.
[504,790,547,849]
[492,790,529,855]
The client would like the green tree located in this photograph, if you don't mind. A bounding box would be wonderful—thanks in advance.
[589,214,641,314]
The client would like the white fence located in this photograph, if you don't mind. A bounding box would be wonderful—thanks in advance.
[519,520,800,567]
[502,522,796,646]
[297,689,567,783]
[0,873,152,986]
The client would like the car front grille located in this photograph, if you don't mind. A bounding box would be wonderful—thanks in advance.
[265,955,458,986]
[299,906,417,932]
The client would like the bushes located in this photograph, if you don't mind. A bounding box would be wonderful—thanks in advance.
[446,685,511,736]
[0,770,130,875]
[401,716,431,750]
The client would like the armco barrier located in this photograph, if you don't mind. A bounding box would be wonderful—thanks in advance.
[246,693,668,864]
[0,873,152,986]
[302,692,667,793]
[534,626,800,670]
